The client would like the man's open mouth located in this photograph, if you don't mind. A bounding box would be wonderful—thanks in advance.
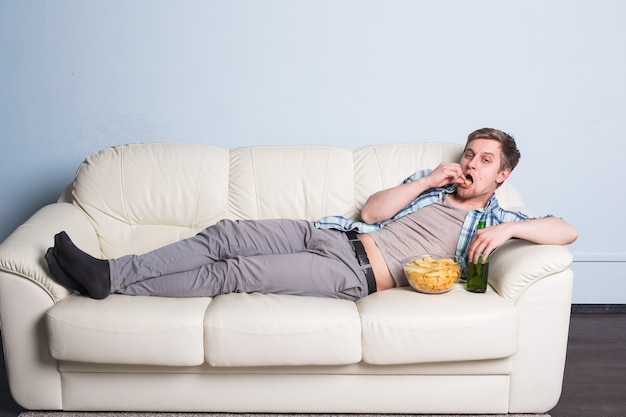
[464,175,473,185]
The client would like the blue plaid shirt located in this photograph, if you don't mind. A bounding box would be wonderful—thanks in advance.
[315,169,540,261]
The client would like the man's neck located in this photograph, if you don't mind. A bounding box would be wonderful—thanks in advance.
[447,192,493,211]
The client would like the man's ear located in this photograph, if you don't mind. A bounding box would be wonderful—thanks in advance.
[496,169,511,185]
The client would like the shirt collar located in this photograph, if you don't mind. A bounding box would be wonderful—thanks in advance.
[442,184,500,213]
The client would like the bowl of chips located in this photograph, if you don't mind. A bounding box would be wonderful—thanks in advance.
[402,254,463,294]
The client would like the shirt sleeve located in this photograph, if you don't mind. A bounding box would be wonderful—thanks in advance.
[402,169,432,184]
[492,208,553,224]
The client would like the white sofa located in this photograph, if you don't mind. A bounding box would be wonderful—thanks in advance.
[0,142,573,414]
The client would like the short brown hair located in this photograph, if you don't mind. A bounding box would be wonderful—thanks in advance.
[465,127,521,172]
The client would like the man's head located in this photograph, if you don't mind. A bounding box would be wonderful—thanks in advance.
[465,127,521,172]
[452,128,521,207]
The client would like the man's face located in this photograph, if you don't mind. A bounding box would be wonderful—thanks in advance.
[456,138,510,202]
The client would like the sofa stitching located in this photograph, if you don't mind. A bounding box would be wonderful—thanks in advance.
[249,148,261,218]
[191,145,211,229]
[119,145,131,225]
[352,148,358,216]
[321,148,331,215]
[371,146,384,192]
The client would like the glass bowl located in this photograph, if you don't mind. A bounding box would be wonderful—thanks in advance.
[402,254,463,294]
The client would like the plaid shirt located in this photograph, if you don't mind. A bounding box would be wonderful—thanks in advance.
[315,169,540,260]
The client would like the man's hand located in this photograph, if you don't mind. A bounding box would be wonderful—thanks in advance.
[467,223,514,264]
[425,162,466,189]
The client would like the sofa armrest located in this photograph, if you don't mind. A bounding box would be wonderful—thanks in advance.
[0,202,99,303]
[488,239,573,303]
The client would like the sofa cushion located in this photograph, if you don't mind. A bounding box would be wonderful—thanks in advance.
[72,143,232,259]
[229,146,356,221]
[203,293,362,367]
[358,286,519,364]
[46,294,211,366]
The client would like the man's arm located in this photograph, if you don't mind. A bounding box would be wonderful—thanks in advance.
[360,162,465,224]
[467,216,579,264]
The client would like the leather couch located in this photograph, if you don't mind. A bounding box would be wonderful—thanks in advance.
[0,142,574,414]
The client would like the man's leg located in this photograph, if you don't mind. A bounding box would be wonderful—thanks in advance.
[49,219,340,299]
[118,231,368,300]
[110,219,316,291]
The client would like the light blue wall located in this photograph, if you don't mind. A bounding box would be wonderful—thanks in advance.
[1,1,624,303]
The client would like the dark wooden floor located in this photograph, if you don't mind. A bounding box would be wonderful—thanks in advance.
[549,311,626,417]
[1,311,625,417]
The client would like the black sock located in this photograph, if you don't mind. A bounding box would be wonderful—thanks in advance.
[45,247,87,295]
[53,231,111,299]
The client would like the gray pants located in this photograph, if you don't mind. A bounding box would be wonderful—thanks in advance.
[110,219,369,300]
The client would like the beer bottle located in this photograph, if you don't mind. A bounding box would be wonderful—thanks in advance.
[466,219,489,293]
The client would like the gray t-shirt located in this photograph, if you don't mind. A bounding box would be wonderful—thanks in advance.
[369,196,468,287]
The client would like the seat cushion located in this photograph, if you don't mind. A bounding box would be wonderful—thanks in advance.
[46,286,517,368]
[358,286,519,364]
[46,294,211,366]
[203,293,362,367]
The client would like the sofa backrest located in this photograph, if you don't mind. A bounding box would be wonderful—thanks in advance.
[69,142,525,258]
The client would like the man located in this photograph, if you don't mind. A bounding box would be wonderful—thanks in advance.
[45,128,578,300]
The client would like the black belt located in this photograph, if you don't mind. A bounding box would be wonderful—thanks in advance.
[346,231,377,295]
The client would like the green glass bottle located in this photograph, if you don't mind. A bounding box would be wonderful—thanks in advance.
[466,219,489,293]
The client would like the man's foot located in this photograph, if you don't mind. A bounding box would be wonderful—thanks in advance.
[53,231,111,299]
[45,248,87,294]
